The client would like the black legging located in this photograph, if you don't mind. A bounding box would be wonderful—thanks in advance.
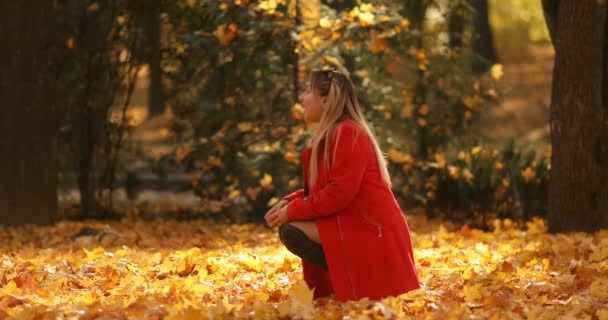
[279,224,328,270]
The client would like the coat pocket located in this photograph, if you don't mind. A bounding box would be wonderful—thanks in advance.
[356,209,383,238]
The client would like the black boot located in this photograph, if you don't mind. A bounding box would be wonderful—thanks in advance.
[279,224,328,270]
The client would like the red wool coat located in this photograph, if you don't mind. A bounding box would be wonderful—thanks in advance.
[283,120,421,302]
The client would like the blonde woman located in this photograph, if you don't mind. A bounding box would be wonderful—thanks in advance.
[265,69,420,302]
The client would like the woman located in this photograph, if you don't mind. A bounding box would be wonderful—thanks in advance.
[265,68,420,302]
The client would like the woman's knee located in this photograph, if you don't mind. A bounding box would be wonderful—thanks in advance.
[291,221,321,243]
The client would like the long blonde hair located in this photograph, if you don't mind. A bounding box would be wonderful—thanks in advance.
[308,68,391,188]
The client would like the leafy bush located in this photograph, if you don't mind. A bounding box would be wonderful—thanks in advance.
[387,140,550,227]
[160,0,502,221]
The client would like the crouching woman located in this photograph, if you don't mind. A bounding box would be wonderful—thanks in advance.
[265,68,420,302]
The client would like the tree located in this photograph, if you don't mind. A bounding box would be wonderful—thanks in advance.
[0,2,58,224]
[542,0,608,233]
[471,0,497,74]
[142,0,164,117]
[55,0,142,218]
[448,1,466,49]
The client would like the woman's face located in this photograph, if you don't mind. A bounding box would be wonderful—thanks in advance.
[298,84,325,124]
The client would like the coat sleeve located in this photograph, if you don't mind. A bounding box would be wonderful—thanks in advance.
[282,189,304,202]
[287,124,370,221]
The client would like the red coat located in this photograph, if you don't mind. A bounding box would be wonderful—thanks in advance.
[283,120,420,302]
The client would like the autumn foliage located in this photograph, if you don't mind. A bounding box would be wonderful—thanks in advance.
[0,217,606,319]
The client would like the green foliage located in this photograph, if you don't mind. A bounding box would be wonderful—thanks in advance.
[162,0,304,219]
[159,0,504,221]
[51,0,547,224]
[387,140,550,226]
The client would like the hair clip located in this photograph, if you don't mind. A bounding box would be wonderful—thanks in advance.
[327,68,336,79]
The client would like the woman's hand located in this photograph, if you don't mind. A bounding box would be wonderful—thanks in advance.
[265,205,289,228]
[265,199,288,217]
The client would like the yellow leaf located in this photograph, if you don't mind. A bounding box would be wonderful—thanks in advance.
[434,152,446,167]
[2,280,23,296]
[388,149,413,164]
[213,23,238,47]
[288,280,315,319]
[237,122,253,132]
[208,155,221,167]
[448,165,460,179]
[370,32,387,53]
[589,244,608,262]
[292,103,304,120]
[418,104,429,116]
[471,146,481,155]
[589,280,608,299]
[358,11,375,26]
[300,0,320,27]
[66,37,75,49]
[229,189,241,199]
[598,309,608,320]
[490,64,504,80]
[87,3,100,12]
[494,161,504,170]
[260,173,273,188]
[225,96,236,107]
[284,151,299,164]
[400,104,415,119]
[319,17,331,28]
[463,168,474,183]
[167,306,204,320]
[521,167,536,183]
[267,197,279,207]
[246,187,260,201]
[462,283,483,302]
[160,258,175,274]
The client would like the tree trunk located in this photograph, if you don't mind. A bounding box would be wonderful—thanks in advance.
[543,0,608,233]
[145,0,164,117]
[471,0,497,74]
[0,2,57,225]
[293,0,301,103]
[403,0,430,158]
[448,2,465,49]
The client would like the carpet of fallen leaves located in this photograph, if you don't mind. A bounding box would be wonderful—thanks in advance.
[0,216,607,320]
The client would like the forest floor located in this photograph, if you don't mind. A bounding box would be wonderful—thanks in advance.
[33,44,608,319]
[1,216,607,319]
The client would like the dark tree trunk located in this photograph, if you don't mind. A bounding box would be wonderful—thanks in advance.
[403,0,430,158]
[543,0,608,233]
[144,0,164,117]
[471,0,497,74]
[0,2,57,224]
[448,2,465,49]
[293,0,301,103]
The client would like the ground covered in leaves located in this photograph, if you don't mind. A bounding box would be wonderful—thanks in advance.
[0,216,607,319]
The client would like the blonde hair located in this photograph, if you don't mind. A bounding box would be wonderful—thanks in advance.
[308,68,391,188]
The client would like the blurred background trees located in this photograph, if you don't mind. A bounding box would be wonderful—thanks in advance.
[2,0,604,232]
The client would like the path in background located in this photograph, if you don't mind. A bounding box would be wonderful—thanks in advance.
[480,44,554,141]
